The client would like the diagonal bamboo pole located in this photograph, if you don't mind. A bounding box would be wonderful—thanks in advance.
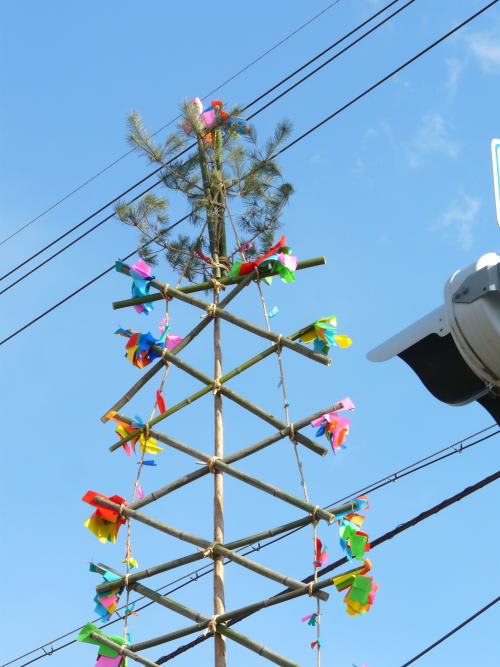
[107,323,325,453]
[102,268,257,422]
[95,499,358,594]
[113,256,326,305]
[88,632,159,667]
[158,348,328,456]
[91,494,331,595]
[110,394,326,463]
[126,563,364,654]
[106,421,334,521]
[127,583,300,667]
[115,280,330,366]
[126,402,343,511]
[209,460,335,522]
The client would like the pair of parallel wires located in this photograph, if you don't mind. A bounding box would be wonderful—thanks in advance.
[4,0,497,345]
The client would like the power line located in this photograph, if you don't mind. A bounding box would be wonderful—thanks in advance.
[0,180,163,297]
[4,426,497,667]
[156,469,500,663]
[0,0,410,285]
[0,214,188,347]
[2,0,493,347]
[400,596,500,666]
[273,0,500,158]
[0,0,343,248]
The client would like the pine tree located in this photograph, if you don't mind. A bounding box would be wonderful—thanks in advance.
[115,99,294,282]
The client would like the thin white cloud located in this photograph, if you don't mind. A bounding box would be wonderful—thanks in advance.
[445,57,466,101]
[437,195,481,251]
[466,28,500,73]
[406,112,459,168]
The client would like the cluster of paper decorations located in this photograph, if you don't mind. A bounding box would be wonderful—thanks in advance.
[230,234,297,284]
[300,315,352,356]
[77,622,128,667]
[115,326,183,369]
[183,97,250,140]
[311,397,355,453]
[105,411,162,458]
[333,559,378,617]
[338,496,371,561]
[82,491,126,544]
[89,563,124,621]
[116,258,154,315]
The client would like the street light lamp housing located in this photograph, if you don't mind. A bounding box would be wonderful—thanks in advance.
[367,252,500,423]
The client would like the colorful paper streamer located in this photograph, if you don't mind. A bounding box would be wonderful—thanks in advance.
[338,496,370,561]
[82,491,127,544]
[300,315,352,356]
[333,560,378,616]
[116,258,154,316]
[183,98,250,140]
[310,397,355,453]
[89,563,124,621]
[115,326,184,370]
[314,538,329,567]
[230,235,297,284]
[76,621,127,659]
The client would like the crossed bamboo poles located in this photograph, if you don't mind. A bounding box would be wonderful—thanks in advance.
[92,257,349,667]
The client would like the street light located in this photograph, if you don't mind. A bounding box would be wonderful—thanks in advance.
[367,252,500,423]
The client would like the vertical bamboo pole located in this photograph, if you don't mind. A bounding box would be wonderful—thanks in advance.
[210,126,226,667]
[214,281,226,667]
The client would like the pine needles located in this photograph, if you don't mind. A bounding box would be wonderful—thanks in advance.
[114,102,294,279]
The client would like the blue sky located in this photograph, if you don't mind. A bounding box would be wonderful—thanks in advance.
[1,1,500,666]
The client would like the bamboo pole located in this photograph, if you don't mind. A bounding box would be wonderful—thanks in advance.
[113,256,326,305]
[109,387,321,456]
[91,495,211,549]
[128,402,343,511]
[129,583,300,667]
[155,348,325,454]
[91,495,329,598]
[107,323,324,452]
[212,277,226,667]
[88,632,160,667]
[217,563,364,622]
[105,416,333,521]
[95,498,359,594]
[101,269,257,422]
[214,544,329,601]
[128,563,364,656]
[143,283,330,366]
[211,460,335,522]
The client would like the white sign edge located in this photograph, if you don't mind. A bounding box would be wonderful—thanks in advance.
[491,138,500,227]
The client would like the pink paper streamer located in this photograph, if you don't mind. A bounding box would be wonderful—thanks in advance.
[301,613,314,623]
[166,334,184,350]
[130,258,152,278]
[95,656,123,667]
[136,483,144,500]
[278,253,297,271]
[99,594,118,610]
[310,397,355,427]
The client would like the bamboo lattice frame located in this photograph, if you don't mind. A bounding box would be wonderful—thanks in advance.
[87,257,352,667]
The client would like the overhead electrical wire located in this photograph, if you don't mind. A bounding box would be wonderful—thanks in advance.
[0,0,343,248]
[2,0,497,347]
[0,0,412,285]
[4,427,497,667]
[400,596,500,666]
[156,469,500,663]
